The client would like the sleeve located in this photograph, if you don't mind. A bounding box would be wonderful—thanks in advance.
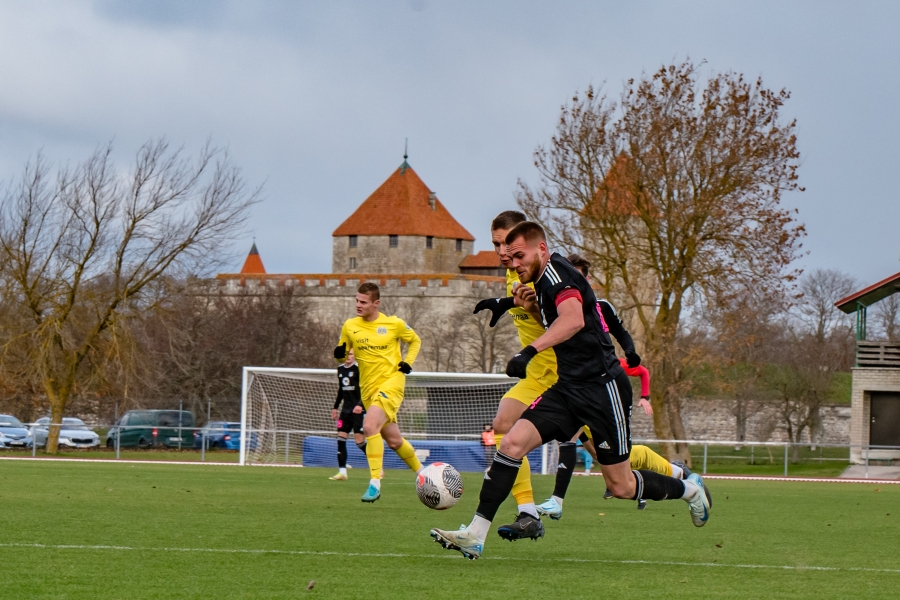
[635,365,650,397]
[398,320,421,366]
[334,370,344,410]
[598,300,635,355]
[336,321,351,362]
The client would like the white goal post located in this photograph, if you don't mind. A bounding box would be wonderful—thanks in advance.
[239,367,556,473]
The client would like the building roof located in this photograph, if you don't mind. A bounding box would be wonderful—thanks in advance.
[459,250,502,269]
[332,162,474,240]
[239,242,266,274]
[835,270,900,314]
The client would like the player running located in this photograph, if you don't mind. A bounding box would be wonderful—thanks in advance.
[537,253,703,518]
[329,349,366,481]
[430,222,710,559]
[471,210,558,541]
[334,282,424,502]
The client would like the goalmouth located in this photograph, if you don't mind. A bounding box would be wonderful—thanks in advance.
[240,367,555,473]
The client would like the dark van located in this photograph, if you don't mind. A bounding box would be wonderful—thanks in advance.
[105,410,195,449]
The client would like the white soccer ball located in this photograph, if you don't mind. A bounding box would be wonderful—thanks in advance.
[416,462,463,510]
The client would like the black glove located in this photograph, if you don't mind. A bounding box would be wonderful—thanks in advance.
[625,351,641,368]
[506,345,538,378]
[333,343,347,360]
[398,361,412,374]
[474,296,516,328]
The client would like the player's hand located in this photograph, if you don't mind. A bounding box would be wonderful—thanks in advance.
[331,409,339,420]
[514,285,536,311]
[398,361,412,374]
[474,297,515,327]
[625,350,641,368]
[638,396,653,416]
[506,345,538,378]
[352,405,363,414]
[333,343,347,360]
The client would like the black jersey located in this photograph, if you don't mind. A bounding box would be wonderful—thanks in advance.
[596,299,635,355]
[533,253,624,384]
[334,364,363,412]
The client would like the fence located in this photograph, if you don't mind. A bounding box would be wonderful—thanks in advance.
[5,423,899,479]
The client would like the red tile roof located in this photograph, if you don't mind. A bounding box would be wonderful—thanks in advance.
[239,243,266,274]
[459,250,502,268]
[333,162,474,240]
[835,270,900,313]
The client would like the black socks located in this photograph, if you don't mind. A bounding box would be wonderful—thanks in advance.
[632,470,686,501]
[475,451,522,522]
[337,438,348,468]
[552,442,577,499]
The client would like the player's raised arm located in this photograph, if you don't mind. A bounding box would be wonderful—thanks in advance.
[474,296,516,327]
[334,324,350,361]
[598,299,640,367]
[398,321,421,373]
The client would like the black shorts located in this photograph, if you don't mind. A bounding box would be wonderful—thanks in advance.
[519,370,633,465]
[336,411,364,434]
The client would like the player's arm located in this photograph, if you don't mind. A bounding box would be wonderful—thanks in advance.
[474,296,516,327]
[334,322,350,361]
[506,292,582,377]
[333,381,344,411]
[398,321,421,373]
[598,299,640,367]
[513,285,544,326]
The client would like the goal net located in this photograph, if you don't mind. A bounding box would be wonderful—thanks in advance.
[240,367,555,473]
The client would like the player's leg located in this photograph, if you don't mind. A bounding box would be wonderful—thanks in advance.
[493,394,536,518]
[361,404,389,502]
[430,416,549,559]
[591,372,710,526]
[380,422,423,474]
[536,428,579,520]
[330,428,350,480]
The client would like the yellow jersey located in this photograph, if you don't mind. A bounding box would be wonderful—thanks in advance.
[338,313,421,402]
[507,269,558,381]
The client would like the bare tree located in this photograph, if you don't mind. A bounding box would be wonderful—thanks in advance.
[0,140,259,452]
[872,293,900,341]
[795,269,856,343]
[517,61,804,461]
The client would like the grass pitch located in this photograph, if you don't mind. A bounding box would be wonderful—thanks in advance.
[1,460,898,599]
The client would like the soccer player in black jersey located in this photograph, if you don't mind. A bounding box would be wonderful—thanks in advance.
[430,222,710,559]
[329,349,366,481]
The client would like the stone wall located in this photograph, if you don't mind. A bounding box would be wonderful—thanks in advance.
[332,235,474,274]
[629,398,851,445]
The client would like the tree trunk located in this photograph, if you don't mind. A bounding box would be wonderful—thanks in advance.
[45,390,68,455]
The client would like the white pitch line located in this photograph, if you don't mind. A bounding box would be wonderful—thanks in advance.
[2,542,899,574]
[573,472,900,485]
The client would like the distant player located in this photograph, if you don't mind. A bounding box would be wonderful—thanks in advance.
[329,349,366,481]
[430,222,710,559]
[537,253,696,517]
[471,210,558,541]
[334,282,424,502]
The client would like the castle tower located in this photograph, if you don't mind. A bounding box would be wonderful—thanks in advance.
[239,242,266,275]
[331,160,474,274]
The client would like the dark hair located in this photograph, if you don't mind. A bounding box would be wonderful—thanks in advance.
[566,252,591,277]
[357,282,380,301]
[505,221,546,246]
[491,210,527,231]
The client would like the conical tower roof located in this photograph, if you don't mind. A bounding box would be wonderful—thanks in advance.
[239,242,266,274]
[333,162,474,240]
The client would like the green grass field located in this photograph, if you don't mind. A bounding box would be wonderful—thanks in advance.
[1,460,898,599]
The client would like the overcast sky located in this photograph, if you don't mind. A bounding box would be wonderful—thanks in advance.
[1,1,898,286]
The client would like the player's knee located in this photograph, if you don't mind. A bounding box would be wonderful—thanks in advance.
[491,414,510,435]
[385,437,402,450]
[606,479,635,499]
[497,436,527,459]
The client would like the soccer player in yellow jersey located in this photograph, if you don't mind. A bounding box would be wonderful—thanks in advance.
[334,282,423,503]
[471,210,558,539]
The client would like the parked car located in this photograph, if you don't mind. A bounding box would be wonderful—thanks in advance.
[106,410,195,449]
[0,414,33,449]
[194,421,242,450]
[30,417,100,449]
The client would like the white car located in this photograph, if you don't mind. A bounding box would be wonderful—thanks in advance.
[30,417,100,449]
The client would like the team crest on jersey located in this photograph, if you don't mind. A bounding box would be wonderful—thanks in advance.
[377,326,387,335]
[342,377,350,385]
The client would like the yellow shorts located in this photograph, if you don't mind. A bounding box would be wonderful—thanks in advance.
[363,374,406,424]
[504,372,557,406]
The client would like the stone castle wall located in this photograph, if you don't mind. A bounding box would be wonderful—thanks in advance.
[332,235,474,274]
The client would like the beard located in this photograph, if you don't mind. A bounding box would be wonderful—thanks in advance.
[518,253,543,283]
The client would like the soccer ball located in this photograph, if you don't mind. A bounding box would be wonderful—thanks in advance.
[416,462,463,510]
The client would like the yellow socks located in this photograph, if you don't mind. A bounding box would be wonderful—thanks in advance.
[395,438,422,473]
[365,434,384,480]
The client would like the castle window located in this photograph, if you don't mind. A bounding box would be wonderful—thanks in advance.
[426,236,433,249]
[456,238,463,252]
[389,235,398,248]
[349,235,357,248]
[349,257,356,270]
